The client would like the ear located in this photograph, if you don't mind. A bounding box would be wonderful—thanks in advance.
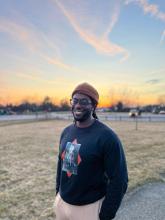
[91,98,97,110]
[91,105,96,113]
[93,103,97,109]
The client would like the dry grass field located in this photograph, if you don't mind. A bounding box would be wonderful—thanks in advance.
[0,119,165,220]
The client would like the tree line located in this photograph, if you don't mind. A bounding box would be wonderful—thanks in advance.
[0,96,70,114]
[0,94,165,115]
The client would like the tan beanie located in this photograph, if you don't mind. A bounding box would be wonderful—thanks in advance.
[72,82,99,104]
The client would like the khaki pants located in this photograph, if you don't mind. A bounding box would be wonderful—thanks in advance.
[53,193,104,220]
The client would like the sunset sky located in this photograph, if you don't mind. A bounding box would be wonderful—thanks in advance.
[0,0,165,107]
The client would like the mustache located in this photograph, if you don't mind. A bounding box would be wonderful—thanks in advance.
[72,106,84,111]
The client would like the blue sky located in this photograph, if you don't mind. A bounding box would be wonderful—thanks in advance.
[0,0,165,106]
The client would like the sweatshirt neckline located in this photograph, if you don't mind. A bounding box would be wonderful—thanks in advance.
[73,119,98,131]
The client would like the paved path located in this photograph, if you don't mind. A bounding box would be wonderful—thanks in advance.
[115,182,165,220]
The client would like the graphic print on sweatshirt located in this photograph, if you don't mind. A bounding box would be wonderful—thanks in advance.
[61,139,82,177]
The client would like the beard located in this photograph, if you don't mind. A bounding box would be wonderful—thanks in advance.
[72,107,92,122]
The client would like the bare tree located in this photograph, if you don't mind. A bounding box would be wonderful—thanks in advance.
[157,94,165,106]
[60,98,70,111]
[108,88,116,106]
[108,86,140,108]
[41,96,53,111]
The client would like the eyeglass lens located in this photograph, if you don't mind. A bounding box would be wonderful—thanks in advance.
[70,98,92,106]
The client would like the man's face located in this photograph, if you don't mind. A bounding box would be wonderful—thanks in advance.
[71,93,94,122]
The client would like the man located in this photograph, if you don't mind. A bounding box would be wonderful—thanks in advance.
[54,82,128,220]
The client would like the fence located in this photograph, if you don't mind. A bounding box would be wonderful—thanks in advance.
[0,112,165,122]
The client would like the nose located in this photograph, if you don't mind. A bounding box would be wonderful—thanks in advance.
[74,102,82,108]
[73,100,84,109]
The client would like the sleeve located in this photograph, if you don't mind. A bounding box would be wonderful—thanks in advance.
[55,129,65,195]
[55,153,62,195]
[99,133,128,220]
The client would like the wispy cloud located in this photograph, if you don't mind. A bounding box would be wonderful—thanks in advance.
[0,17,80,72]
[145,79,161,85]
[54,0,129,60]
[125,0,165,22]
[125,0,165,44]
[148,68,165,77]
[41,54,96,77]
[16,72,59,84]
[0,17,39,51]
[42,55,76,72]
[16,73,53,84]
[103,0,121,39]
[16,72,73,86]
[0,15,62,55]
[0,17,57,59]
[160,30,165,43]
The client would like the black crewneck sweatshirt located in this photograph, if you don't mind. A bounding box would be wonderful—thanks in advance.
[56,120,128,219]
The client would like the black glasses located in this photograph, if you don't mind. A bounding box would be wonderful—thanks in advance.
[70,98,92,106]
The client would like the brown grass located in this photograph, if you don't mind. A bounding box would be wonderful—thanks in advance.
[0,119,165,219]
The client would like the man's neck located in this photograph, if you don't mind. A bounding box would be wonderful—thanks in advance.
[76,118,95,128]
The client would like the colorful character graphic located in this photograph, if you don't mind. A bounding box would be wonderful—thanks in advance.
[61,139,81,177]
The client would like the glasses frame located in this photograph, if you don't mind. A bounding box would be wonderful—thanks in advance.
[70,98,92,106]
